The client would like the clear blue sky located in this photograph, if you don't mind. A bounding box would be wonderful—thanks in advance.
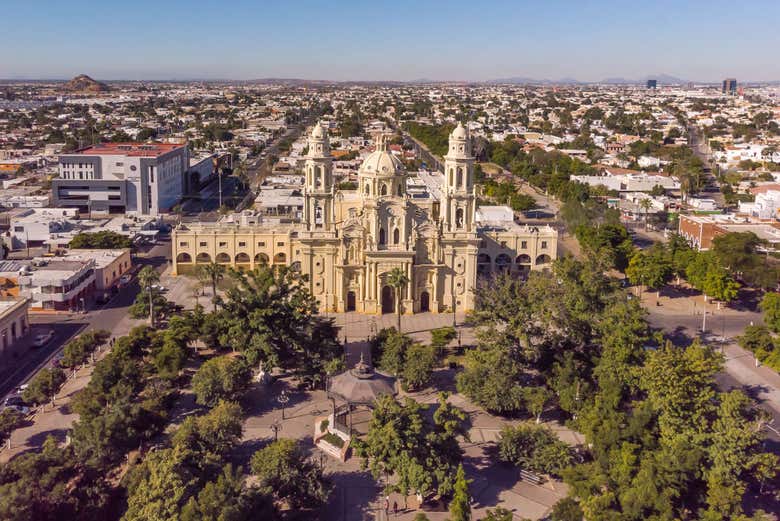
[3,0,778,82]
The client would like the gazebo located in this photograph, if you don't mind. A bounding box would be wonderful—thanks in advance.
[326,354,397,435]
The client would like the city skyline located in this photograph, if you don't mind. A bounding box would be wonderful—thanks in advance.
[3,0,780,82]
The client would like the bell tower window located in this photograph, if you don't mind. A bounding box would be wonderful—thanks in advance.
[393,228,400,244]
[381,183,388,196]
[379,227,386,245]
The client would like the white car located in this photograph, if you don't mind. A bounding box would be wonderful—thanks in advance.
[31,330,54,348]
[151,283,167,292]
[119,274,133,286]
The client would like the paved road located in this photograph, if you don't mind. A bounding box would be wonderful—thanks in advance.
[688,125,725,205]
[0,238,172,402]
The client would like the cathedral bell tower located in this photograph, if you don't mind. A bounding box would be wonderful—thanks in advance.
[303,122,334,231]
[441,122,476,233]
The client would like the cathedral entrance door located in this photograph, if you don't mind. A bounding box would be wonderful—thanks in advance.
[381,286,394,314]
[346,291,356,312]
[420,291,430,312]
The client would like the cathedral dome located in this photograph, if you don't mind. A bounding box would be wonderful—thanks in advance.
[359,149,405,177]
[451,122,468,140]
[311,122,326,139]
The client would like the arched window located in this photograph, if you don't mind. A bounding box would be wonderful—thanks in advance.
[216,252,231,264]
[449,168,454,186]
[381,183,388,196]
[235,253,250,263]
[393,228,400,244]
[536,254,552,265]
[196,252,211,264]
[495,254,512,272]
[365,183,370,195]
[176,252,192,263]
[396,183,403,196]
[274,252,287,264]
[456,167,463,188]
[455,208,464,228]
[379,227,386,245]
[255,253,269,265]
[516,254,532,264]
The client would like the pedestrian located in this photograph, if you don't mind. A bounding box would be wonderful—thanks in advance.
[393,501,398,516]
[384,497,389,516]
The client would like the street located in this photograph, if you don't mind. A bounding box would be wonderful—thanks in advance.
[0,238,172,402]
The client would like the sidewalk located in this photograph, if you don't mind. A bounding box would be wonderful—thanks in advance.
[1,311,144,463]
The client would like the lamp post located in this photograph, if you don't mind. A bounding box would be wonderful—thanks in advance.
[278,389,290,420]
[270,418,281,441]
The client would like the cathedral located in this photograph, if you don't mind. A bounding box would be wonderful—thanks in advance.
[172,123,557,314]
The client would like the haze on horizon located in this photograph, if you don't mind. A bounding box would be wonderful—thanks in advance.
[3,0,779,83]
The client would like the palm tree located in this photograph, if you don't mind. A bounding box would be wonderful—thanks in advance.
[387,267,409,333]
[198,262,225,312]
[638,198,653,231]
[137,266,160,327]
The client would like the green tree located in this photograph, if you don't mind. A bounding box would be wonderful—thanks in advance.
[402,343,436,391]
[354,393,467,499]
[69,230,132,249]
[250,438,331,510]
[523,386,552,424]
[22,367,66,405]
[137,266,160,327]
[387,267,410,332]
[550,497,584,521]
[449,464,471,521]
[456,342,526,414]
[122,445,199,521]
[0,408,24,445]
[217,266,341,386]
[641,341,722,443]
[760,292,780,333]
[625,248,671,295]
[191,356,251,407]
[376,329,412,377]
[497,422,573,478]
[173,400,243,459]
[198,262,225,312]
[180,464,275,521]
[430,326,457,356]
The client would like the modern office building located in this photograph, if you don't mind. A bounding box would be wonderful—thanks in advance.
[52,142,189,216]
[172,122,558,315]
[646,79,657,89]
[722,78,737,95]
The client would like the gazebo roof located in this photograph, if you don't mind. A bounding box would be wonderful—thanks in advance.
[327,354,397,406]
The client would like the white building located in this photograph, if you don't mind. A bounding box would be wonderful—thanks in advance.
[739,190,780,219]
[52,142,189,216]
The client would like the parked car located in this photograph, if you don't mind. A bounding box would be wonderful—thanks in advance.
[3,395,30,415]
[119,274,133,286]
[151,283,167,293]
[31,330,54,348]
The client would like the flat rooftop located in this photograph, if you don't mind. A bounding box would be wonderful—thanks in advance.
[68,142,185,158]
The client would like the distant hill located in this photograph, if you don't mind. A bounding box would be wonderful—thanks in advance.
[64,74,109,92]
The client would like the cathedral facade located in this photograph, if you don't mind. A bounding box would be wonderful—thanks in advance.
[172,123,557,314]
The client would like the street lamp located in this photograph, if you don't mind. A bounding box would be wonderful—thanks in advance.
[270,418,282,441]
[278,389,290,420]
